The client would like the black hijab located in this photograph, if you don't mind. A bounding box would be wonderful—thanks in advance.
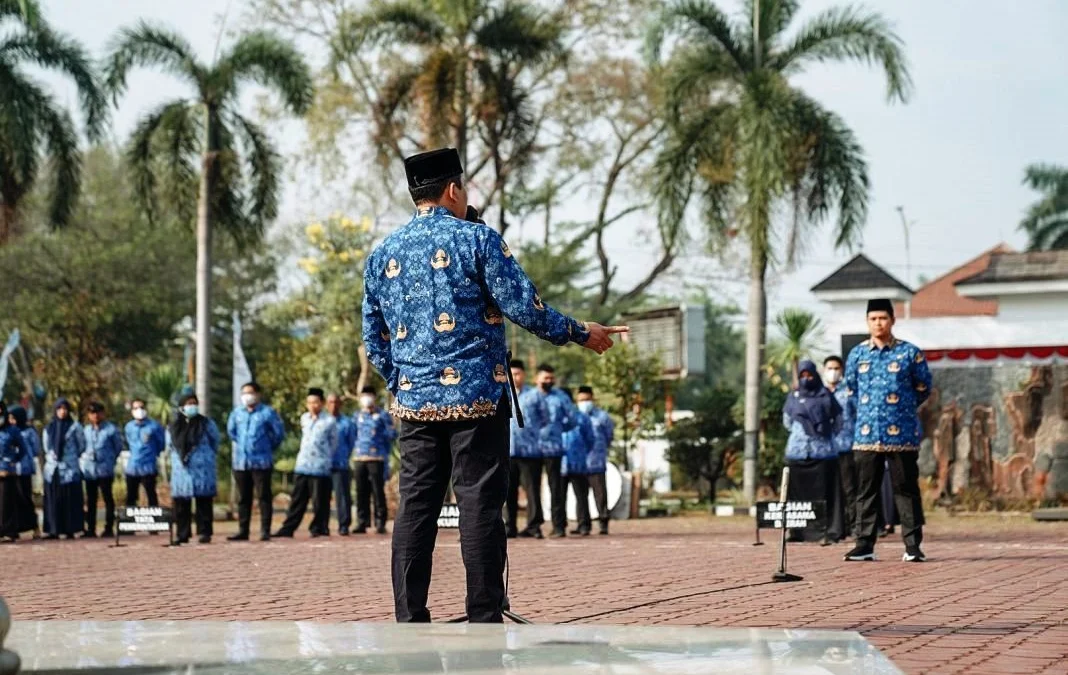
[170,396,205,465]
[784,360,842,439]
[46,398,73,456]
[9,406,28,429]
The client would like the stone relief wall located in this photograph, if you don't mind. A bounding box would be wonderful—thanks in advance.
[920,364,1068,503]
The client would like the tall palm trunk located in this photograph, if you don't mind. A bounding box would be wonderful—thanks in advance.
[453,50,469,168]
[742,244,768,504]
[195,109,219,417]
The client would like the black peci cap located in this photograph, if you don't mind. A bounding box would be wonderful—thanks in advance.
[308,387,325,399]
[578,386,594,396]
[866,298,895,316]
[404,148,463,189]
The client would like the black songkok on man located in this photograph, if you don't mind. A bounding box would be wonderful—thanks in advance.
[308,388,325,399]
[403,148,463,189]
[866,298,894,316]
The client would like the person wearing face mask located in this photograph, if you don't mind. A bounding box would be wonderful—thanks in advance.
[824,356,857,538]
[8,406,41,540]
[124,398,166,511]
[42,398,85,539]
[80,402,123,538]
[275,388,337,538]
[505,360,547,539]
[526,364,576,539]
[167,391,220,545]
[0,401,30,543]
[327,393,357,535]
[559,388,599,536]
[226,382,285,542]
[783,360,844,546]
[575,386,614,535]
[353,386,395,535]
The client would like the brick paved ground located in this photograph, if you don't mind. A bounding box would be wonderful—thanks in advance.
[2,513,1066,675]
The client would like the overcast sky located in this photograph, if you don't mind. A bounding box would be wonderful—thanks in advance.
[38,0,1068,327]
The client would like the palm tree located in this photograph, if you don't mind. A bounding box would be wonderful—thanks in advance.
[334,0,564,172]
[768,308,824,387]
[103,24,312,417]
[0,0,107,242]
[1019,164,1068,250]
[647,0,910,503]
[142,363,184,426]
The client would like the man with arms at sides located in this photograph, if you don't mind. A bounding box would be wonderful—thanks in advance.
[575,386,614,535]
[227,382,284,542]
[504,360,546,539]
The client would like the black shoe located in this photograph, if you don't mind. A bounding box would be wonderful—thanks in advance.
[339,527,350,536]
[102,529,114,539]
[506,529,518,539]
[310,530,328,538]
[66,534,77,540]
[599,528,609,535]
[375,526,387,535]
[879,526,895,538]
[354,526,367,534]
[569,529,584,535]
[227,532,250,542]
[844,544,876,561]
[903,546,926,562]
[176,537,190,545]
[549,530,566,539]
[44,534,59,540]
[260,533,271,542]
[272,530,294,538]
[198,535,211,544]
[81,531,97,539]
[820,536,834,547]
[517,529,534,538]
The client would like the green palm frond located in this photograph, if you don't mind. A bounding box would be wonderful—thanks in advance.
[353,1,447,47]
[103,21,204,100]
[1019,164,1068,250]
[233,112,281,227]
[768,308,824,370]
[743,0,799,47]
[218,31,314,114]
[126,99,194,224]
[660,44,744,122]
[210,115,254,246]
[0,0,41,27]
[769,6,911,103]
[0,63,43,189]
[1023,164,1068,192]
[413,49,456,145]
[646,0,749,71]
[475,2,563,63]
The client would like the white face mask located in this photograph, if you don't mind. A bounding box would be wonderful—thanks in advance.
[360,396,375,409]
[577,401,594,414]
[824,369,842,384]
[132,408,147,421]
[241,393,258,408]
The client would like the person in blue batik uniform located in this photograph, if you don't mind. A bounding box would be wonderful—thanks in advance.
[80,401,123,538]
[168,391,219,545]
[353,386,395,535]
[559,388,598,536]
[8,406,41,538]
[363,147,627,623]
[42,398,84,539]
[227,382,285,542]
[843,299,932,563]
[327,393,357,535]
[276,388,337,538]
[504,360,547,538]
[523,364,576,539]
[782,361,844,545]
[0,401,30,543]
[124,398,166,509]
[576,386,613,534]
[823,356,858,539]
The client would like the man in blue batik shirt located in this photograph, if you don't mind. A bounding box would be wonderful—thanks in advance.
[823,355,857,538]
[124,398,166,510]
[327,393,357,535]
[528,364,575,539]
[843,299,932,564]
[505,360,547,538]
[362,147,627,623]
[227,381,285,542]
[81,402,123,538]
[577,386,614,535]
[353,386,395,535]
[275,388,337,538]
[560,388,598,536]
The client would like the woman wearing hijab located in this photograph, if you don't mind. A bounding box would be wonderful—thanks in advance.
[8,406,42,539]
[783,360,845,545]
[0,401,30,543]
[42,398,85,539]
[167,391,219,544]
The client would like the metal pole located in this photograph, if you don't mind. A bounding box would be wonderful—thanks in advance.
[896,206,913,318]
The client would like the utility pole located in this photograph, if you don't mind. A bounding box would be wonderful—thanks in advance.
[896,206,914,319]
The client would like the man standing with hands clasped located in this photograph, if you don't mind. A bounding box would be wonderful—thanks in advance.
[843,299,932,563]
[362,147,627,623]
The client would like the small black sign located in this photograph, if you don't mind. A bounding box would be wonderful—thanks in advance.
[437,503,459,529]
[756,501,826,531]
[118,506,173,533]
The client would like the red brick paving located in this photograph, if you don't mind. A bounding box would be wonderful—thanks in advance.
[2,514,1066,674]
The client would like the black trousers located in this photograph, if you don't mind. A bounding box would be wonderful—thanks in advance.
[589,472,609,532]
[355,461,387,529]
[544,457,567,534]
[234,469,273,537]
[125,475,159,507]
[279,474,332,535]
[0,475,18,538]
[517,458,543,532]
[569,474,592,532]
[16,475,38,533]
[392,398,510,624]
[855,451,924,548]
[85,477,115,534]
[838,453,858,538]
[174,496,213,541]
[332,469,353,530]
[504,458,521,535]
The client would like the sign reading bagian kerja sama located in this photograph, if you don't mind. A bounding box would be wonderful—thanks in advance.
[755,501,826,530]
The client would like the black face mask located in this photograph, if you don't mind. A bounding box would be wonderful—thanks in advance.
[539,382,553,393]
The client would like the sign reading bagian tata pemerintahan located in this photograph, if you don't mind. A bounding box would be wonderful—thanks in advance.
[118,507,173,533]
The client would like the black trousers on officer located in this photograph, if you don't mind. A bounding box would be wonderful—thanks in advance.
[125,475,159,507]
[84,477,115,535]
[278,474,332,536]
[588,472,609,533]
[332,468,353,531]
[174,496,213,542]
[234,469,273,537]
[855,450,924,548]
[392,398,510,623]
[355,460,387,530]
[516,457,543,533]
[838,452,858,538]
[544,457,567,535]
[569,474,592,533]
[504,458,521,536]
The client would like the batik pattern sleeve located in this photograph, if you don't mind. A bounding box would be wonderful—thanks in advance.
[362,262,398,391]
[912,348,932,405]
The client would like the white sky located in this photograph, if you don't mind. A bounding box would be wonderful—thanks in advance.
[37,0,1068,329]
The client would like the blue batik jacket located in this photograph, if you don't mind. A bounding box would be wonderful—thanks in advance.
[510,385,547,459]
[81,422,123,480]
[536,389,576,458]
[227,404,285,471]
[562,412,598,476]
[331,415,357,471]
[362,206,590,422]
[124,418,166,476]
[586,407,614,473]
[782,407,839,461]
[43,422,84,485]
[167,419,220,498]
[354,409,395,462]
[295,411,337,477]
[845,338,932,453]
[0,426,27,474]
[831,386,855,454]
[16,427,39,476]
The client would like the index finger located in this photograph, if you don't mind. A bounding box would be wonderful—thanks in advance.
[606,326,630,334]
